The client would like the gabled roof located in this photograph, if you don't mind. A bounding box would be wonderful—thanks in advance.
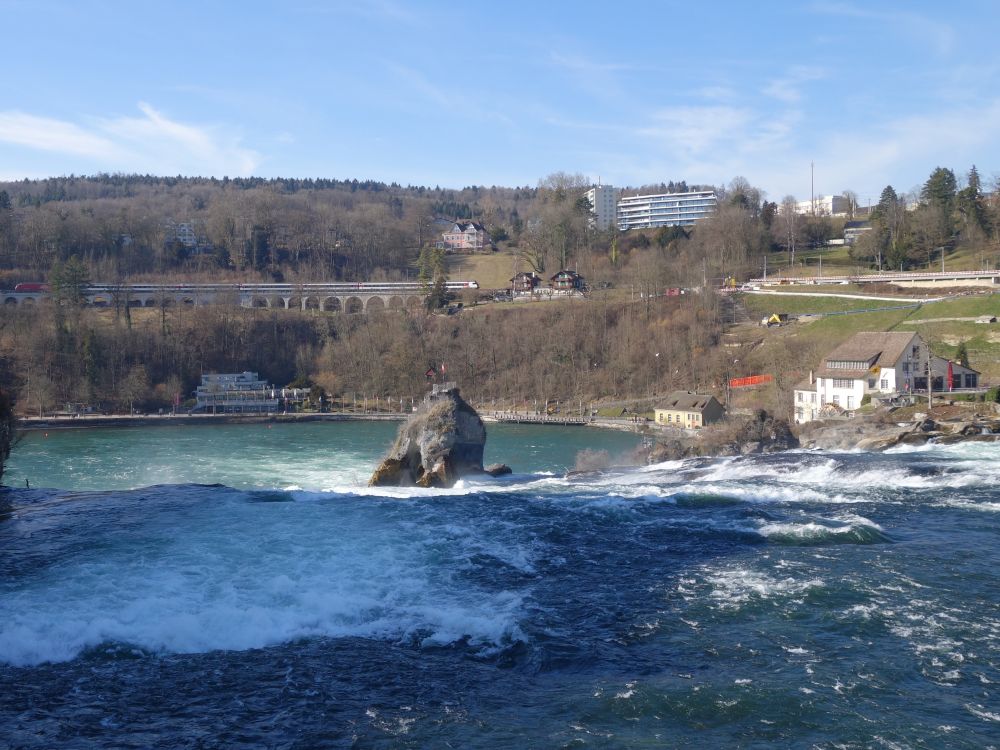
[450,221,486,232]
[928,356,980,376]
[816,331,918,378]
[510,271,538,282]
[549,269,580,280]
[657,391,721,412]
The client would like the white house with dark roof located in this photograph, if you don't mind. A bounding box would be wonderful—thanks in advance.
[794,331,980,424]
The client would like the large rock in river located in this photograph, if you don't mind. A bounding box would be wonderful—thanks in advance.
[647,409,799,462]
[369,383,500,488]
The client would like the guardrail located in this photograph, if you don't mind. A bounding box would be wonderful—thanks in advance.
[748,270,1000,286]
[491,413,588,425]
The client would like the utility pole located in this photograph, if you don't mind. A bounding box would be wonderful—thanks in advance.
[926,346,933,410]
[811,161,815,216]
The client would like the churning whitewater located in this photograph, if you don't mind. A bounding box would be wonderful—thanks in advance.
[1,423,998,747]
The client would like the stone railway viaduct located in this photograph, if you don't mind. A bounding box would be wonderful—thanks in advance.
[2,282,479,314]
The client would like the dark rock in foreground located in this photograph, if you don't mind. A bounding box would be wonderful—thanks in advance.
[648,410,798,463]
[370,383,507,488]
[485,463,512,477]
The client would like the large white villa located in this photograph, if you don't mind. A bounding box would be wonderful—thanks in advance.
[794,331,980,424]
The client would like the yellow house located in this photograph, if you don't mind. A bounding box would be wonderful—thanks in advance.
[654,391,725,429]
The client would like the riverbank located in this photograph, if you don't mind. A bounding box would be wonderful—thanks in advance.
[17,412,407,431]
[18,410,651,434]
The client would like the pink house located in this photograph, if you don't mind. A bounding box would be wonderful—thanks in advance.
[441,221,492,253]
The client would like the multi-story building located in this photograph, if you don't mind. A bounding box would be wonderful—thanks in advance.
[165,220,214,254]
[843,221,872,246]
[617,190,717,231]
[793,332,980,424]
[441,221,492,252]
[584,185,617,230]
[795,195,850,217]
[193,372,308,414]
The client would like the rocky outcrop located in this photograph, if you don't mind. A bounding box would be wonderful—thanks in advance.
[798,410,1000,452]
[370,383,506,488]
[647,410,798,463]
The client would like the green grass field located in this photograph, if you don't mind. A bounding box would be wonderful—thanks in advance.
[742,293,914,317]
[446,250,521,289]
[740,290,1000,380]
[763,241,1000,277]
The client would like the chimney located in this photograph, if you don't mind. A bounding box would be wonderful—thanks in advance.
[809,370,814,385]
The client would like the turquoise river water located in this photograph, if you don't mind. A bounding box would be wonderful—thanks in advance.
[1,422,998,748]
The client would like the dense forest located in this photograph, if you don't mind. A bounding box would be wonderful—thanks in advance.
[0,166,996,422]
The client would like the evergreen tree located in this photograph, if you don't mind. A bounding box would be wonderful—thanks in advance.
[954,340,970,367]
[921,167,957,207]
[424,275,451,311]
[967,165,982,194]
[416,245,433,287]
[921,167,958,245]
[957,165,988,235]
[50,256,91,307]
[870,186,907,270]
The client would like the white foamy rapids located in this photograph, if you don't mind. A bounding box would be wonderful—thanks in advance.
[0,495,530,666]
[756,514,886,544]
[938,499,1000,513]
[687,565,826,610]
[697,456,969,492]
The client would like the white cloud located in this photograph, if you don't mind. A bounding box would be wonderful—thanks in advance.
[762,66,827,103]
[385,63,452,108]
[384,63,511,126]
[588,90,1000,205]
[808,2,956,56]
[637,106,753,156]
[0,103,260,176]
[696,86,738,101]
[0,111,119,159]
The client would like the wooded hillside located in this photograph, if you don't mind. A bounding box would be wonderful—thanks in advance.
[1,166,997,420]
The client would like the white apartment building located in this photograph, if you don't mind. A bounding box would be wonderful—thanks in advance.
[795,195,850,217]
[617,190,717,231]
[794,332,980,424]
[584,185,617,230]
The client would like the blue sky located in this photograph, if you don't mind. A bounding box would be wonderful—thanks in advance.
[1,1,997,205]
